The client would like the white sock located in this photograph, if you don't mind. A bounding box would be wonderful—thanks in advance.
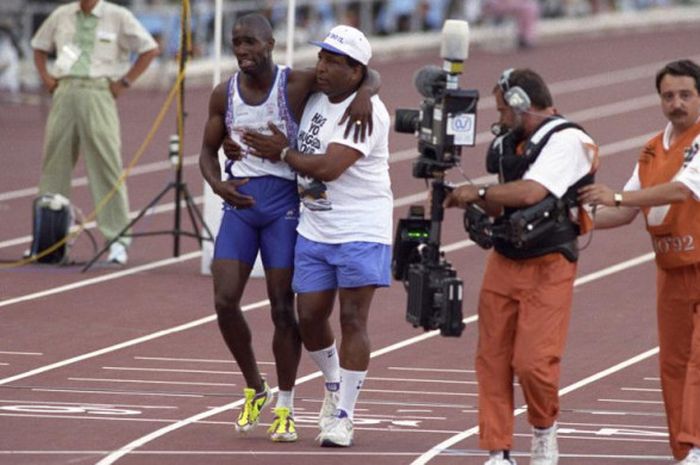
[275,389,294,411]
[308,342,340,385]
[534,422,557,434]
[337,367,366,420]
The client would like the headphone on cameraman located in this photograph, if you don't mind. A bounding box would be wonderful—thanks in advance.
[497,68,531,113]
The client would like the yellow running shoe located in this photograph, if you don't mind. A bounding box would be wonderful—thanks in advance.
[236,382,272,433]
[268,407,298,442]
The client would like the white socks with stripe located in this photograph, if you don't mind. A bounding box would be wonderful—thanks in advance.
[337,367,366,421]
[308,342,340,386]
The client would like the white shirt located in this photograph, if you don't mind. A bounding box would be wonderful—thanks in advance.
[30,0,157,80]
[296,92,393,244]
[524,126,597,197]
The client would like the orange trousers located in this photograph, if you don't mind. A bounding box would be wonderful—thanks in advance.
[476,251,576,451]
[657,263,700,460]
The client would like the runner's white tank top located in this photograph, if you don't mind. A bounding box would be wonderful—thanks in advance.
[224,65,298,180]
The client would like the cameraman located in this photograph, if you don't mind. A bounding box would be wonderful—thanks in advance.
[445,68,598,465]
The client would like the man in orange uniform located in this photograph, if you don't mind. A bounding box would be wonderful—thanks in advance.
[446,68,598,465]
[579,59,700,465]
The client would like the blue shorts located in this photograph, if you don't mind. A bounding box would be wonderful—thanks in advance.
[292,235,391,293]
[214,176,299,269]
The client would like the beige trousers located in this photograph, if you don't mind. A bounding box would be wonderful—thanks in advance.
[38,77,130,245]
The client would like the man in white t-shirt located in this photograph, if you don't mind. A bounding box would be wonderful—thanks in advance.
[243,25,392,448]
[445,68,598,465]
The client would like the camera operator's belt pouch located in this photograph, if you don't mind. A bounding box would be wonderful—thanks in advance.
[30,194,72,264]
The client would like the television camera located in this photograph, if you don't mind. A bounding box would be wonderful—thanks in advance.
[391,20,479,337]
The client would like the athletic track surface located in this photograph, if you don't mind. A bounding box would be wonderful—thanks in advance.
[1,22,699,465]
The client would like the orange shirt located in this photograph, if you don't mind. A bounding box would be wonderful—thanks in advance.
[638,120,700,269]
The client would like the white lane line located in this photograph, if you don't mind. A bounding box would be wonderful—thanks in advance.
[32,388,203,398]
[0,413,178,423]
[68,378,237,387]
[574,253,655,286]
[411,347,660,465]
[597,398,664,405]
[134,356,230,363]
[0,399,177,409]
[0,298,267,386]
[133,356,276,366]
[102,367,240,375]
[366,377,477,385]
[0,157,199,202]
[360,389,476,397]
[0,251,202,308]
[559,420,667,429]
[567,408,664,417]
[388,367,476,374]
[0,351,43,356]
[621,387,662,392]
[557,421,668,432]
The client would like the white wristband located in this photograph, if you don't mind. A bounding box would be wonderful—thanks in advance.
[280,146,290,162]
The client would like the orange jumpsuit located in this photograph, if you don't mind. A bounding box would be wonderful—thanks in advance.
[637,120,700,460]
[477,251,575,451]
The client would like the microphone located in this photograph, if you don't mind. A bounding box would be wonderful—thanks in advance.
[440,20,470,63]
[413,65,447,98]
[440,20,470,88]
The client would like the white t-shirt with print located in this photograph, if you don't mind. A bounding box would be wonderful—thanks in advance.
[296,92,393,244]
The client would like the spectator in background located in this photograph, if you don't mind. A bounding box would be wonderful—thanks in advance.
[421,0,451,30]
[482,0,540,48]
[31,0,159,265]
[0,22,21,99]
[375,0,418,34]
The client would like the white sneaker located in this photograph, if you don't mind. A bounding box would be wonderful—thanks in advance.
[679,447,700,465]
[531,423,558,465]
[107,242,128,265]
[485,451,517,465]
[318,409,353,447]
[318,383,339,429]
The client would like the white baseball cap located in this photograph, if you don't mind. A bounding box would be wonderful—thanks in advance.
[310,25,372,66]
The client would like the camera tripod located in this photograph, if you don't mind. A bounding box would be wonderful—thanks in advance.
[81,141,214,272]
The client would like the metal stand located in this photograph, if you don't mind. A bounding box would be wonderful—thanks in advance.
[81,137,214,272]
[82,0,213,272]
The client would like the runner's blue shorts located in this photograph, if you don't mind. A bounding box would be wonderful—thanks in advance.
[214,176,299,269]
[292,235,391,293]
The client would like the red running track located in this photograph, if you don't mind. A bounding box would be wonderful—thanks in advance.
[1,23,699,465]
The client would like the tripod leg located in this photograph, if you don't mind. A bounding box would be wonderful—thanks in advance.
[82,183,176,272]
[182,183,215,244]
